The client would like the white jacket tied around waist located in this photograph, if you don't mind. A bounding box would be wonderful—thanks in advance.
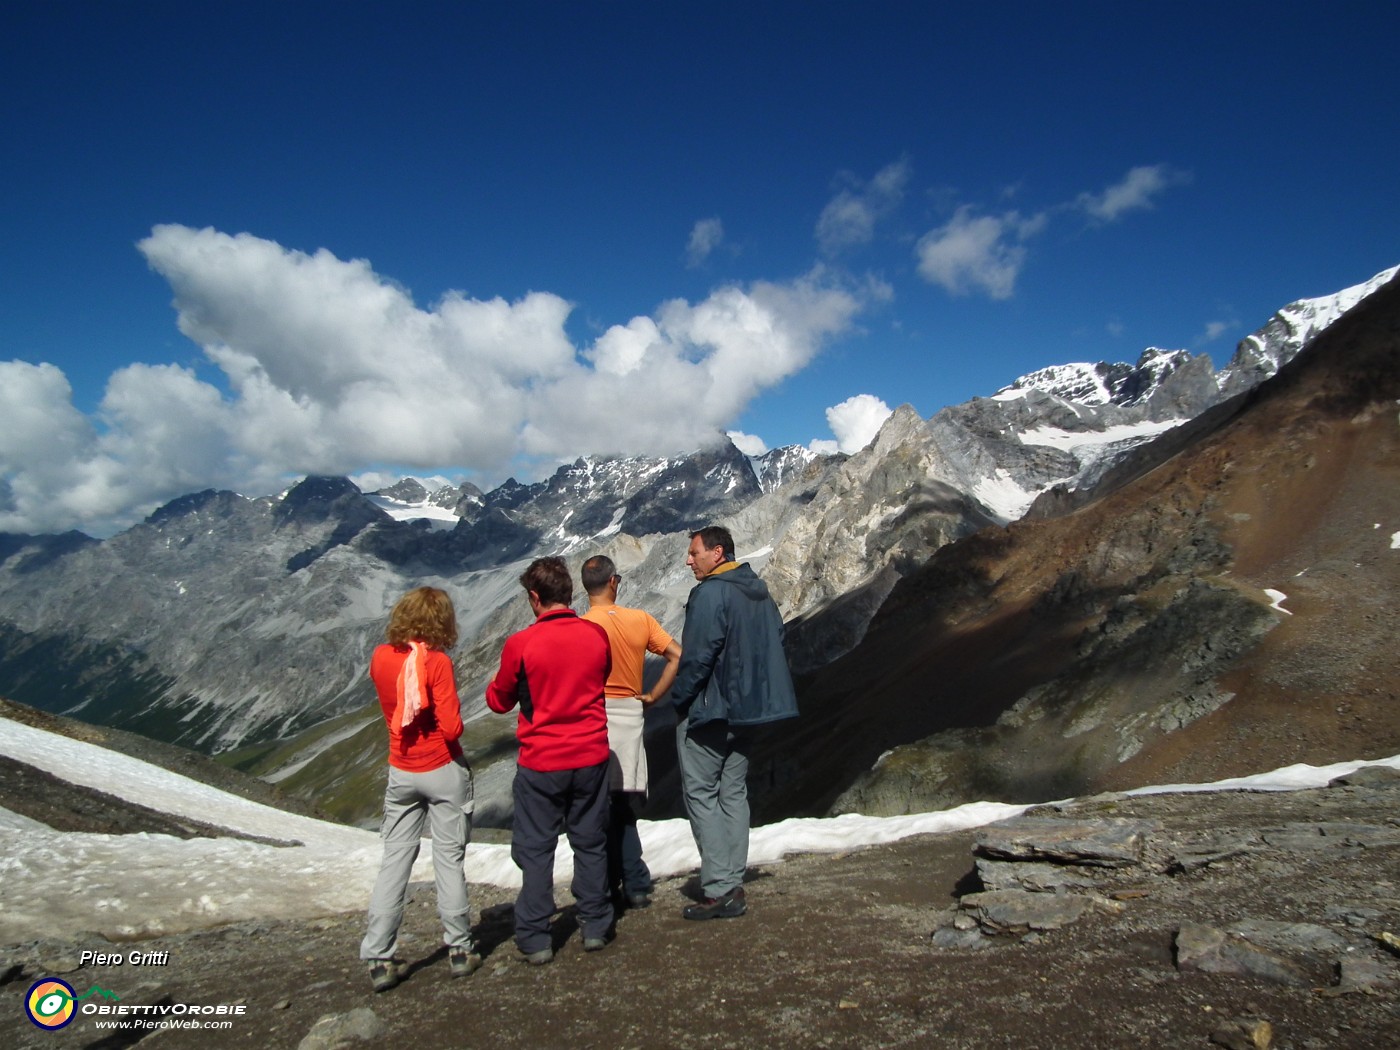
[605,697,648,793]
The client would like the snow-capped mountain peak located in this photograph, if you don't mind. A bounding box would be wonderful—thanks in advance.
[750,444,827,492]
[1220,264,1400,393]
[993,347,1197,409]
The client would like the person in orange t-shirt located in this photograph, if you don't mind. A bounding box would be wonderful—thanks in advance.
[580,554,681,910]
[360,587,477,992]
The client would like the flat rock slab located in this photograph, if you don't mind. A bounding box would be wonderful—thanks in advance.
[975,858,1102,893]
[974,816,1158,868]
[959,889,1092,933]
[1224,919,1349,956]
[1328,765,1400,788]
[1329,955,1399,995]
[1175,923,1318,987]
[1165,827,1264,870]
[1258,821,1400,850]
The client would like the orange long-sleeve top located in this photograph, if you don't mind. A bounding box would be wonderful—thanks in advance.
[369,643,465,772]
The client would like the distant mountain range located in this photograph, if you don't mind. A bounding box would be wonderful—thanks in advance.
[1,265,1395,826]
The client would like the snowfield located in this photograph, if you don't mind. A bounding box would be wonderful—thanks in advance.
[2,716,1396,943]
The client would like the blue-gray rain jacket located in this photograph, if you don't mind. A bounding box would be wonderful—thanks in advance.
[671,562,798,729]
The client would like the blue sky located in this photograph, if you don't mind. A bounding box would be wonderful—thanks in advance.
[3,1,1398,534]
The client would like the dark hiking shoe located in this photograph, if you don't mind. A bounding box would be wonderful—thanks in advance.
[682,887,747,921]
[449,946,482,977]
[368,959,405,992]
[613,889,653,911]
[583,935,609,952]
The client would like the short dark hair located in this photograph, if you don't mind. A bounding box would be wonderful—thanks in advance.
[580,554,616,596]
[520,556,573,606]
[690,525,735,562]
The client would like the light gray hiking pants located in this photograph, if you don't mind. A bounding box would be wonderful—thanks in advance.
[676,715,751,899]
[360,757,474,960]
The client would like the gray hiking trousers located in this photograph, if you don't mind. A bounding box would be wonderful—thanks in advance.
[676,715,751,899]
[360,757,474,960]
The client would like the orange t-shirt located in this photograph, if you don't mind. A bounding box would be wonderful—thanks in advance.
[580,604,674,698]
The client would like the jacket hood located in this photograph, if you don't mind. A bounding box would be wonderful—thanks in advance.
[709,562,771,601]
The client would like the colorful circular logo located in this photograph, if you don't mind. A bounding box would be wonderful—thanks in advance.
[25,978,77,1030]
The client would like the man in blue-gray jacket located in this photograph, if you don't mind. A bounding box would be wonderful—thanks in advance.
[671,524,798,920]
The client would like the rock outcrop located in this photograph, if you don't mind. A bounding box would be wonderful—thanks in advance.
[931,765,1400,1008]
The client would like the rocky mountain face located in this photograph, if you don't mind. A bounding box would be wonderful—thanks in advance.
[1217,264,1400,398]
[917,265,1397,527]
[929,348,1221,520]
[0,267,1395,826]
[372,477,485,516]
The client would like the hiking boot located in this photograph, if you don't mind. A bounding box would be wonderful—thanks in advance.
[626,891,652,909]
[368,959,405,992]
[522,947,554,966]
[583,933,611,952]
[449,946,482,977]
[681,887,747,921]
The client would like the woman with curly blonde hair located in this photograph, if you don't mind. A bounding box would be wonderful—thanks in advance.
[360,587,477,991]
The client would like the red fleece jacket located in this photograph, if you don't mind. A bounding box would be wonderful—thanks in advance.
[486,608,611,772]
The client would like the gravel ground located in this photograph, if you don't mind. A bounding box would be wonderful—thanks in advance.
[4,777,1399,1050]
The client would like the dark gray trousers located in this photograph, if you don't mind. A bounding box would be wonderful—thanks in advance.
[608,790,653,898]
[510,761,613,952]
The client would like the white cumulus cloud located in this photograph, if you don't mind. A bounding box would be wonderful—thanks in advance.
[0,226,867,535]
[914,163,1184,301]
[726,430,768,456]
[813,394,893,455]
[0,361,105,532]
[540,271,863,458]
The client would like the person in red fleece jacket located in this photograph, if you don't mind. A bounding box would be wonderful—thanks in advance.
[487,556,613,963]
[361,587,478,992]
